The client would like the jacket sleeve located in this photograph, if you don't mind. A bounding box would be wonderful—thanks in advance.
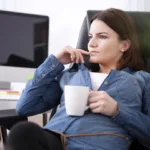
[112,76,150,149]
[16,54,64,116]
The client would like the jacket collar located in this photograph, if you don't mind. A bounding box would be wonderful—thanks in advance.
[69,63,134,74]
[122,67,134,74]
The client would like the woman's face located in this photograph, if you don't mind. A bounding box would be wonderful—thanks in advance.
[88,19,124,68]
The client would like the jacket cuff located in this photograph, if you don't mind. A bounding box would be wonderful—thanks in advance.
[33,54,64,84]
[112,102,132,128]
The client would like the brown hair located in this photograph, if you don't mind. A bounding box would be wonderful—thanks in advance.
[91,8,144,71]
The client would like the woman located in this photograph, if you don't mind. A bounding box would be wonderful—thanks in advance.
[5,8,150,150]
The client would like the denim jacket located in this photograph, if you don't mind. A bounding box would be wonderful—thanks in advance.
[16,55,150,150]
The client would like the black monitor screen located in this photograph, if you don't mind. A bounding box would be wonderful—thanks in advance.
[0,10,49,68]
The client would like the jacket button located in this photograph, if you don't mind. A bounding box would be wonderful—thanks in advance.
[104,81,108,85]
[133,81,137,85]
[42,73,46,77]
[51,64,56,68]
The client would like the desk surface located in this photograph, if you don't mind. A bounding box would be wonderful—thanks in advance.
[0,100,17,111]
[0,109,16,117]
[0,101,48,126]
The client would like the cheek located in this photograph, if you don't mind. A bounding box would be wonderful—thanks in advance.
[95,43,121,62]
[99,40,116,49]
[98,40,121,55]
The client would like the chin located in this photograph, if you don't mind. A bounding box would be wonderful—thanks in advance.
[89,57,101,64]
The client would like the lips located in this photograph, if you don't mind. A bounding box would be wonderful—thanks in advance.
[90,51,100,56]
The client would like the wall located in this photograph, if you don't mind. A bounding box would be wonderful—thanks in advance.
[0,0,146,55]
[143,0,150,11]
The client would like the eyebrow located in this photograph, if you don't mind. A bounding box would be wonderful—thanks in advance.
[89,32,108,35]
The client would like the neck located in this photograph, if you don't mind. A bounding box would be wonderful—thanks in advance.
[99,64,116,73]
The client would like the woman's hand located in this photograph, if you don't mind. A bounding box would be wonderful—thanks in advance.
[88,91,118,117]
[55,46,90,65]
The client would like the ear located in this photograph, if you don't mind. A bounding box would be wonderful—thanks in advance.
[121,40,131,52]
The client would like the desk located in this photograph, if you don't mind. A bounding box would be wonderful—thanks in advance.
[0,100,48,126]
[0,108,27,143]
[0,100,48,143]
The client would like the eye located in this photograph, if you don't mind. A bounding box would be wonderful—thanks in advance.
[88,35,92,40]
[99,35,107,39]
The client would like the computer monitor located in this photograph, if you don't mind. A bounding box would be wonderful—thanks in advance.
[0,10,49,82]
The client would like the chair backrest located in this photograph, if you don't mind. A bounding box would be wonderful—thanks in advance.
[76,10,150,73]
[76,10,150,150]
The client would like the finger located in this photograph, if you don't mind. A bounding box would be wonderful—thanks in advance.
[91,107,102,113]
[88,96,100,104]
[74,50,80,63]
[79,49,90,55]
[78,51,84,63]
[89,91,101,98]
[89,91,106,97]
[89,101,99,109]
[65,47,76,61]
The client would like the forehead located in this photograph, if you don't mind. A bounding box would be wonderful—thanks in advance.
[89,19,114,34]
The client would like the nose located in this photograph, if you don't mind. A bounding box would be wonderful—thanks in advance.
[88,38,98,48]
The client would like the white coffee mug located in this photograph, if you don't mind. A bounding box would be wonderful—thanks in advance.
[64,85,89,116]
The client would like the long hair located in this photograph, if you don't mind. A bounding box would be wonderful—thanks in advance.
[89,8,144,71]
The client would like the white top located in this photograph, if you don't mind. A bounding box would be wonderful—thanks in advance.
[89,72,108,90]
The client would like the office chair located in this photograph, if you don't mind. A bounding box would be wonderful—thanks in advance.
[77,10,150,150]
[50,10,150,150]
